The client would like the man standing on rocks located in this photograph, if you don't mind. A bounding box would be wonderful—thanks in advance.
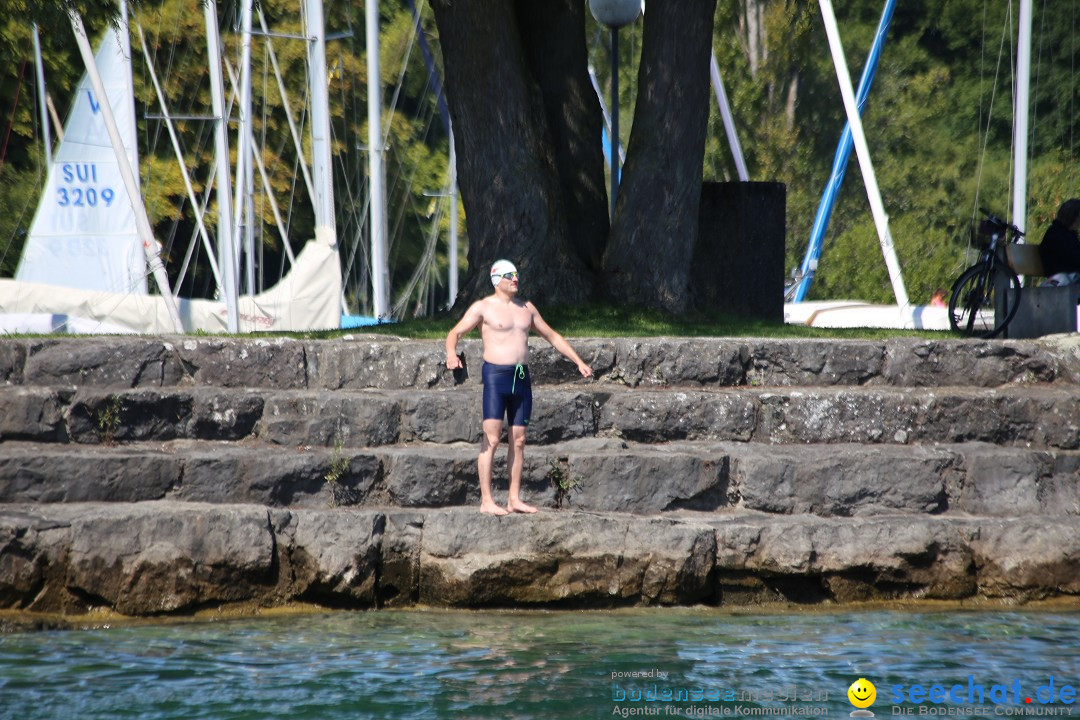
[445,259,593,515]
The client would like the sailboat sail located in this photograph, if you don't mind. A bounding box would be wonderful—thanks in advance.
[15,24,147,295]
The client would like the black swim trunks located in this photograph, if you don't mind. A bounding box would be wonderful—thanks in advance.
[481,362,532,426]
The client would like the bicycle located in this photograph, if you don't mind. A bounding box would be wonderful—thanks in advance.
[948,208,1025,338]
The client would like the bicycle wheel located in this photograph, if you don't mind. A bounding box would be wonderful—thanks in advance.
[948,261,1022,338]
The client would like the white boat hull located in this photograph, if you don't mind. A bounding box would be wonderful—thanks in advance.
[785,300,952,331]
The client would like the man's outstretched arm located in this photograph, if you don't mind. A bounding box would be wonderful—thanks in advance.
[445,302,483,370]
[528,302,592,378]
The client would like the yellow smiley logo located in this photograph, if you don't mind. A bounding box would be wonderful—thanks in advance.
[848,678,877,708]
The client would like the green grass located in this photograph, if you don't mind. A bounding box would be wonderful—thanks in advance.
[288,302,955,341]
[1,303,956,341]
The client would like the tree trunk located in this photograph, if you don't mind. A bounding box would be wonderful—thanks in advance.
[432,0,592,309]
[600,0,718,312]
[741,0,765,77]
[515,0,610,272]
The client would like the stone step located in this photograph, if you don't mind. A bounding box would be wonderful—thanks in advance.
[2,501,1077,615]
[1,335,1074,391]
[5,383,1079,450]
[1,438,1076,518]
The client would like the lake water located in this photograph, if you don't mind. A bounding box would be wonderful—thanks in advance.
[1,608,1078,720]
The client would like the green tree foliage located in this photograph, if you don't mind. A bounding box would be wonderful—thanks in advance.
[3,0,1078,312]
[709,0,1080,304]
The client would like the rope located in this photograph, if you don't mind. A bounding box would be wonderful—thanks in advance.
[1031,0,1047,174]
[1071,0,1077,193]
[0,37,38,272]
[0,96,42,271]
[1005,1,1015,215]
[390,157,445,318]
[0,57,29,172]
[381,0,422,266]
[972,0,1012,228]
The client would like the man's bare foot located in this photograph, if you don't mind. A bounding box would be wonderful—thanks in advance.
[480,501,509,516]
[507,499,538,514]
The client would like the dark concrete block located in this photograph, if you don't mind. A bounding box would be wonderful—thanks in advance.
[1007,285,1080,339]
[692,181,786,321]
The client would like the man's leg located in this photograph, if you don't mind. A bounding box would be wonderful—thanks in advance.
[506,425,537,513]
[478,418,508,515]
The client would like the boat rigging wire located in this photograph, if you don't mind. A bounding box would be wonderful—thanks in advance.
[971,0,1014,235]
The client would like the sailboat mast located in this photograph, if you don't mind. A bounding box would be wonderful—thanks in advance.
[32,25,51,167]
[1012,0,1033,235]
[68,8,185,333]
[306,0,337,247]
[367,0,390,319]
[709,52,748,182]
[235,1,256,295]
[205,0,240,332]
[449,126,458,307]
[791,0,897,304]
[818,0,908,310]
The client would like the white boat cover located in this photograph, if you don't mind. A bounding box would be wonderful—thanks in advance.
[0,238,341,334]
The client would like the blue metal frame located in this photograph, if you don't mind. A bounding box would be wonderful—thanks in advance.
[790,0,898,303]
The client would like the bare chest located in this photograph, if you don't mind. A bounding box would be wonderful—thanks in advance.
[482,303,532,333]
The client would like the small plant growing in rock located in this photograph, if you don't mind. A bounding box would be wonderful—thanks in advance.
[96,396,123,446]
[546,458,582,509]
[324,440,361,507]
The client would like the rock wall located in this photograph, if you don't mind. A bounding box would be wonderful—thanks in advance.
[1,334,1080,617]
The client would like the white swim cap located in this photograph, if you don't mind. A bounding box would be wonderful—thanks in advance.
[490,259,518,287]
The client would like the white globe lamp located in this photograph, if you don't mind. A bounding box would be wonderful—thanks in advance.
[588,0,641,28]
